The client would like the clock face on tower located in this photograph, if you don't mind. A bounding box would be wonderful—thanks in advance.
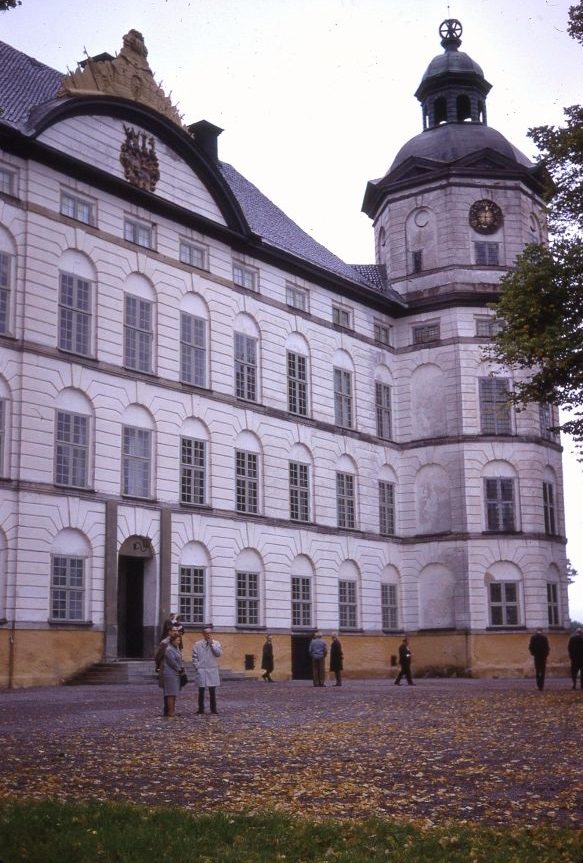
[469,200,503,234]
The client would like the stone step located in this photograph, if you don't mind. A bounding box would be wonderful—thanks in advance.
[66,660,250,685]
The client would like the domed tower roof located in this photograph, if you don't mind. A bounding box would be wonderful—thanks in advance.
[362,19,547,219]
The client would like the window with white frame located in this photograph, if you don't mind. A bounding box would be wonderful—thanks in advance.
[489,581,519,626]
[50,555,85,621]
[179,566,205,624]
[60,191,95,225]
[58,272,92,356]
[543,481,557,535]
[234,332,257,401]
[339,580,357,629]
[179,239,208,270]
[475,241,500,266]
[122,426,152,498]
[287,351,308,416]
[336,472,356,529]
[381,583,399,630]
[55,410,89,488]
[233,261,258,291]
[286,284,308,311]
[379,480,396,536]
[375,382,392,439]
[334,368,353,428]
[180,313,206,387]
[479,377,511,434]
[485,478,515,531]
[124,294,153,372]
[539,403,557,440]
[0,251,12,336]
[332,305,352,329]
[0,167,16,196]
[236,570,259,625]
[124,218,154,249]
[411,249,423,273]
[180,437,206,505]
[374,320,392,346]
[0,398,6,476]
[235,450,258,514]
[475,317,501,338]
[413,321,440,344]
[547,582,560,626]
[291,576,312,627]
[289,461,310,522]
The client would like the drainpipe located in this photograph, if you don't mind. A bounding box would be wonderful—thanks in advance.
[8,619,15,689]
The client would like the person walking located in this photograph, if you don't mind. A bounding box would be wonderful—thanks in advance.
[394,636,414,686]
[329,633,344,686]
[192,627,223,714]
[160,631,184,718]
[261,634,274,682]
[528,628,550,691]
[309,631,327,687]
[568,627,583,690]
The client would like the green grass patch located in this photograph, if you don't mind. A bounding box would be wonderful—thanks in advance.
[0,800,581,863]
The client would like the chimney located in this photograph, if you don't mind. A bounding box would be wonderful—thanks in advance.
[188,120,223,162]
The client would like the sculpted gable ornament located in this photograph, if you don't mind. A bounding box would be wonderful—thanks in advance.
[120,125,160,192]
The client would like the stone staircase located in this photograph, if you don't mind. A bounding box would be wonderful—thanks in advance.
[66,659,249,685]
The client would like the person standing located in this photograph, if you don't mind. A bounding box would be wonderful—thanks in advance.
[192,627,223,714]
[329,633,344,687]
[528,628,550,691]
[160,631,184,718]
[568,627,583,690]
[261,634,274,682]
[309,631,327,687]
[394,636,414,686]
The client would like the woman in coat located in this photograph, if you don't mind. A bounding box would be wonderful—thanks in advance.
[329,633,344,686]
[261,634,274,682]
[192,627,223,714]
[160,632,184,718]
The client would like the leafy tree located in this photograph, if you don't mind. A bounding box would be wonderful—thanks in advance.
[0,1,21,9]
[491,3,583,445]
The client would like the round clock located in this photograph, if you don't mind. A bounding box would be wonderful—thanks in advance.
[469,200,503,234]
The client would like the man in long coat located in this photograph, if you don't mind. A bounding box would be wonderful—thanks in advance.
[528,628,550,691]
[192,627,223,714]
[394,636,414,686]
[568,627,583,690]
[329,633,344,686]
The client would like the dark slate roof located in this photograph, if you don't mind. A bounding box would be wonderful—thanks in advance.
[351,264,404,304]
[0,41,61,131]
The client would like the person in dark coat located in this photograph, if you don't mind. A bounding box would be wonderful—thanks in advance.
[159,632,184,718]
[309,632,327,687]
[528,628,550,691]
[261,634,274,682]
[394,636,414,686]
[568,627,583,690]
[329,634,343,686]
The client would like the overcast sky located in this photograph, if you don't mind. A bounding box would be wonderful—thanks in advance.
[3,0,583,619]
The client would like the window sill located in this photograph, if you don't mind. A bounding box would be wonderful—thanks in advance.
[121,494,155,503]
[235,625,267,631]
[48,619,94,628]
[179,502,211,510]
[54,484,95,493]
[485,625,526,631]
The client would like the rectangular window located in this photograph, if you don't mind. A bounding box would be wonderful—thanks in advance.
[0,251,12,336]
[0,399,5,476]
[375,382,392,439]
[60,191,95,225]
[0,167,15,196]
[287,351,308,416]
[236,570,259,626]
[179,566,205,624]
[180,312,206,387]
[179,239,208,269]
[543,481,556,535]
[122,426,152,498]
[334,367,353,428]
[381,584,398,630]
[332,305,352,328]
[337,472,355,529]
[413,322,440,344]
[124,218,154,249]
[539,403,557,440]
[124,294,153,372]
[475,317,501,338]
[485,478,515,531]
[547,582,559,626]
[51,556,84,621]
[479,377,511,434]
[489,582,519,626]
[289,461,310,522]
[180,437,206,505]
[412,249,423,273]
[234,332,257,401]
[286,284,308,311]
[339,580,357,629]
[374,320,392,346]
[236,450,258,514]
[291,576,312,627]
[475,241,500,266]
[58,272,92,356]
[55,410,89,488]
[233,262,258,291]
[379,480,396,536]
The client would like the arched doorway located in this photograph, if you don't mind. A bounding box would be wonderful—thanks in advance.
[117,536,153,658]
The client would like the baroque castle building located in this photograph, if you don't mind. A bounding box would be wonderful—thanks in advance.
[0,22,569,687]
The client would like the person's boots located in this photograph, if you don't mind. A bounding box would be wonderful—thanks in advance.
[167,696,176,718]
[163,696,169,716]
